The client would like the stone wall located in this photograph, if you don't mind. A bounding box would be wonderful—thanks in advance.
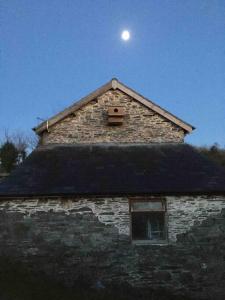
[2,196,225,242]
[1,195,225,299]
[167,195,225,241]
[40,89,185,145]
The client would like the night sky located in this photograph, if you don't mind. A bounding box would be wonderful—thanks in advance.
[1,0,225,146]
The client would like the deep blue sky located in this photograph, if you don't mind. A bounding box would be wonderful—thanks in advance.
[1,0,225,146]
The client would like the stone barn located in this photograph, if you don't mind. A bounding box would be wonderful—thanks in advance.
[1,78,225,299]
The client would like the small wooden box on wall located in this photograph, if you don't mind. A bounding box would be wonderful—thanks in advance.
[107,106,125,125]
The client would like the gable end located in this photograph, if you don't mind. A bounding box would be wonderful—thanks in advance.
[34,79,195,136]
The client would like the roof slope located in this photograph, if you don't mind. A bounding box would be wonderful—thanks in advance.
[0,144,225,197]
[34,79,195,134]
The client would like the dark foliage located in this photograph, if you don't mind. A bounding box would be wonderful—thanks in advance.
[197,144,225,168]
[0,141,18,173]
[0,130,39,174]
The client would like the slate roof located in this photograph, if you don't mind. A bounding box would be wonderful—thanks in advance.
[0,143,225,197]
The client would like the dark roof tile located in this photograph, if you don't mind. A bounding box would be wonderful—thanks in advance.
[0,143,225,197]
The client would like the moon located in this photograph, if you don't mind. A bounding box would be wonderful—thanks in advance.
[121,30,130,41]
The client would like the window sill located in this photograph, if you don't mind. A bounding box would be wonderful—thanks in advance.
[132,240,168,246]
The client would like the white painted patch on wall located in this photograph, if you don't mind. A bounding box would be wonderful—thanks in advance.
[0,197,130,235]
[167,196,225,241]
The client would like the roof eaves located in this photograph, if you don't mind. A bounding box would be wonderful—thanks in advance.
[1,191,225,200]
[115,80,195,133]
[33,79,115,134]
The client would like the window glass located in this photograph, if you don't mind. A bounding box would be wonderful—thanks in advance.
[132,201,164,211]
[132,212,165,240]
[131,200,166,242]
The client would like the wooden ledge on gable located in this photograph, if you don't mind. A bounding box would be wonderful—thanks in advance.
[107,106,125,125]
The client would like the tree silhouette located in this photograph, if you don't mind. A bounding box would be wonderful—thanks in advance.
[198,144,225,168]
[0,141,19,173]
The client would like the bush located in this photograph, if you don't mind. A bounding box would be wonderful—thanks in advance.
[0,141,18,173]
[197,144,225,168]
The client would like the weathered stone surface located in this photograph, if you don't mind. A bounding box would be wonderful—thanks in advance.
[40,89,185,144]
[1,196,225,241]
[0,196,225,299]
[167,195,225,241]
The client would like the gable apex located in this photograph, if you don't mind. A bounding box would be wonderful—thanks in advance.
[33,78,195,135]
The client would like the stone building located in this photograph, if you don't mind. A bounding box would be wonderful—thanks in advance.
[0,79,225,299]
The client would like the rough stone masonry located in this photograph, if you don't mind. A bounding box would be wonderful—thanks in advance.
[0,195,225,299]
[41,90,185,145]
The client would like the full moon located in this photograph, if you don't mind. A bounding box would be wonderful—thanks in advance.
[121,30,130,41]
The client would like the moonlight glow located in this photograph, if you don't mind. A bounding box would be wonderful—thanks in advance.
[121,30,130,41]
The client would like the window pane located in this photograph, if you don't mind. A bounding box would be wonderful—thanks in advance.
[132,212,148,240]
[132,201,164,211]
[132,212,165,241]
[147,213,165,240]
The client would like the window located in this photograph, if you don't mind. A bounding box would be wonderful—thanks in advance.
[130,200,167,243]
